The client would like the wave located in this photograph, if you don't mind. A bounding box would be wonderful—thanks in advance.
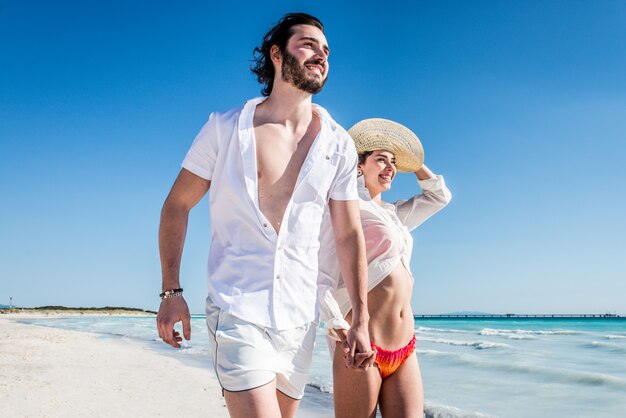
[585,341,626,354]
[468,359,626,390]
[416,326,468,334]
[425,401,495,418]
[416,349,626,390]
[479,327,579,338]
[606,334,626,340]
[176,345,211,355]
[416,349,457,357]
[560,370,626,389]
[417,336,511,350]
[306,376,333,394]
[478,328,536,340]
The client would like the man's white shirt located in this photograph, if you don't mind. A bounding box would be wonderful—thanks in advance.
[182,97,358,330]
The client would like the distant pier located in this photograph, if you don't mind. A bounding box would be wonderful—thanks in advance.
[414,313,623,319]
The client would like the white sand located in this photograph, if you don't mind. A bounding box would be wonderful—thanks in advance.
[0,317,229,418]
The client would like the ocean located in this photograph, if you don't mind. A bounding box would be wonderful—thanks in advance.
[16,315,626,418]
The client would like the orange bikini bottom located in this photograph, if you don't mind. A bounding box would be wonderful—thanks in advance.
[370,335,416,379]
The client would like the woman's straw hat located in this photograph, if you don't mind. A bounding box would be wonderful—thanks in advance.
[348,118,424,172]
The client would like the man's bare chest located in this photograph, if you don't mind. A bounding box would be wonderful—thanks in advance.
[254,127,317,188]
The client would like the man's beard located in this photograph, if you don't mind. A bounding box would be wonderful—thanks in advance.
[281,50,327,94]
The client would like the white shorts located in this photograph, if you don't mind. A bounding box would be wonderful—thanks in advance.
[205,297,316,400]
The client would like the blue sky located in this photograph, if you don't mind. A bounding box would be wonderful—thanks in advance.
[1,1,625,314]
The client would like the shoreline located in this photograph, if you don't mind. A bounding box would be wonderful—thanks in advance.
[0,317,227,417]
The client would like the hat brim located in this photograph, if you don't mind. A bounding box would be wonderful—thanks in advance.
[348,118,424,172]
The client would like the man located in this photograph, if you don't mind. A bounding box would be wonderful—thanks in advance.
[157,13,374,418]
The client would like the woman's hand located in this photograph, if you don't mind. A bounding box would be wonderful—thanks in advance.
[415,163,436,180]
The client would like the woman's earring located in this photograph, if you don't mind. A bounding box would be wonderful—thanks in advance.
[357,168,363,177]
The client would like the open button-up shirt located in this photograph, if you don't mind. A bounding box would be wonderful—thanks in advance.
[182,97,358,330]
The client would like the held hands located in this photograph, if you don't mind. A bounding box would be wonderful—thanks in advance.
[156,296,191,348]
[340,323,376,370]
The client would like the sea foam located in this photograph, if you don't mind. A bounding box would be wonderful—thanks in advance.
[425,402,495,418]
[417,336,511,350]
[416,326,468,334]
[586,341,626,354]
[479,327,579,337]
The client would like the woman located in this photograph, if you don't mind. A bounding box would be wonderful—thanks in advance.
[318,118,452,418]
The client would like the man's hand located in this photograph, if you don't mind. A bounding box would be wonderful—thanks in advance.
[342,321,376,369]
[156,296,191,348]
[157,169,209,349]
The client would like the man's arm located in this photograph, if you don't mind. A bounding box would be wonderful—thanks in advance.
[328,198,375,369]
[157,168,211,348]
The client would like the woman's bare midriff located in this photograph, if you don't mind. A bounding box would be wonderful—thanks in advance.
[346,262,415,349]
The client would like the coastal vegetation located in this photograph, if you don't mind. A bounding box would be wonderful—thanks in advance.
[0,306,156,315]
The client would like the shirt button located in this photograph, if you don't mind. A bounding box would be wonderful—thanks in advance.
[275,274,281,280]
[277,246,282,250]
[325,155,330,160]
[263,223,268,227]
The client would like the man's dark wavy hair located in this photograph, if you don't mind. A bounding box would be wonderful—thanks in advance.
[251,13,324,97]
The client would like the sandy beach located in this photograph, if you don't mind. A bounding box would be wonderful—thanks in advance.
[0,315,229,418]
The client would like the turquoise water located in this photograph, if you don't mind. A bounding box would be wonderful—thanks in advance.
[409,318,626,417]
[17,316,626,417]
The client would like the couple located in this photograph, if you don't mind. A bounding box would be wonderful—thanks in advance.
[157,13,451,418]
